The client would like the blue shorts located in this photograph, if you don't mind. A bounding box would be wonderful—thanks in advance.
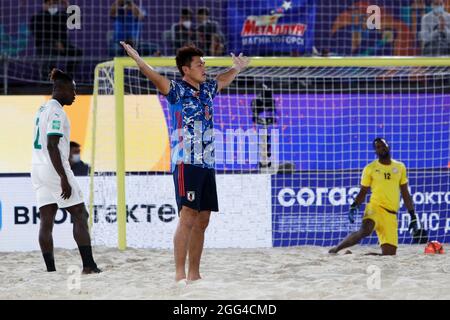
[173,163,219,213]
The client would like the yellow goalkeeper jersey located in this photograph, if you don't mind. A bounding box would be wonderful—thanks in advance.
[360,159,408,212]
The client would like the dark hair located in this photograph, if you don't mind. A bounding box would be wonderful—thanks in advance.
[176,46,204,76]
[373,137,389,149]
[197,7,210,16]
[50,68,73,85]
[70,141,81,149]
[181,8,193,18]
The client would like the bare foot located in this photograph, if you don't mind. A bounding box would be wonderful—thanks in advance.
[328,247,338,254]
[82,267,102,274]
[176,279,188,287]
[175,273,187,282]
[187,275,202,282]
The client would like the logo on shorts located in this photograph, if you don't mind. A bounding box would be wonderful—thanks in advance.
[52,120,61,130]
[187,191,195,202]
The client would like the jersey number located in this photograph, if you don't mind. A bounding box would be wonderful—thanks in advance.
[384,173,391,180]
[33,117,42,150]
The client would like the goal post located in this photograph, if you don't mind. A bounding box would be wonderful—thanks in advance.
[89,56,450,251]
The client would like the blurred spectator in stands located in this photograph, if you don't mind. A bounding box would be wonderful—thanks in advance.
[210,33,225,56]
[30,0,82,79]
[411,0,427,51]
[0,24,29,57]
[420,0,450,55]
[110,0,159,57]
[170,8,196,53]
[70,141,90,176]
[195,7,225,56]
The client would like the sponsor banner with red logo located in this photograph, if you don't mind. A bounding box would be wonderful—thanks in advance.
[227,0,316,55]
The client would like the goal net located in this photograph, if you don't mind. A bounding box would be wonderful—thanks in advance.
[86,57,450,249]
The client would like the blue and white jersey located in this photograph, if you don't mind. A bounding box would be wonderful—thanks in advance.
[165,79,218,172]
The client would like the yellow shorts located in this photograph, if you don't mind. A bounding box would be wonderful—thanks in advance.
[362,202,398,247]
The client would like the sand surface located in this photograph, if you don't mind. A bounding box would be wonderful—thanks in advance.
[1,245,449,300]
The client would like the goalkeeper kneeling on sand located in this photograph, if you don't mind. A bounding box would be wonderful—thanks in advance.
[329,138,421,256]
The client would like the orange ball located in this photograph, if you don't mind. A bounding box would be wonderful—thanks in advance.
[424,241,445,254]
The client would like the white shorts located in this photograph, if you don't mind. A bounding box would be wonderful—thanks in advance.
[31,165,84,209]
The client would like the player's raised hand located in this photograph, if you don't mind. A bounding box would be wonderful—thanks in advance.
[121,41,140,60]
[60,176,72,200]
[231,52,250,73]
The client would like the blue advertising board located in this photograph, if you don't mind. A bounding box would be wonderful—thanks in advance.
[272,171,450,247]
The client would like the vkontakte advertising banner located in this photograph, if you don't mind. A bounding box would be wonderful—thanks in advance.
[0,175,272,251]
[0,177,89,251]
[272,171,450,247]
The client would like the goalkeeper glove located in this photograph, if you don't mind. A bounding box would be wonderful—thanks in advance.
[348,202,358,224]
[408,210,419,233]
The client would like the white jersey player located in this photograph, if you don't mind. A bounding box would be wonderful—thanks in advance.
[31,69,100,274]
[32,98,83,208]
